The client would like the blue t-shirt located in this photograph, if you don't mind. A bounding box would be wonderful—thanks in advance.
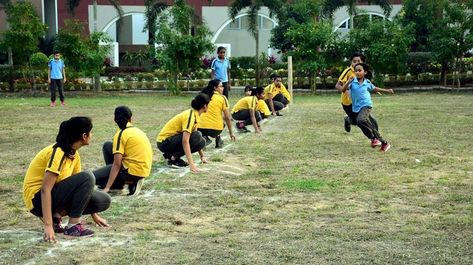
[349,78,375,113]
[211,57,231,83]
[48,59,65,79]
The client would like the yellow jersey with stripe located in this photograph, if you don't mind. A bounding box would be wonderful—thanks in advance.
[113,122,153,178]
[23,144,81,210]
[157,108,200,142]
[199,92,229,130]
[231,96,258,113]
[257,99,271,116]
[264,83,291,102]
[338,66,355,105]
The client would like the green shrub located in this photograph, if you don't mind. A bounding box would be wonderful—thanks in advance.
[30,52,49,68]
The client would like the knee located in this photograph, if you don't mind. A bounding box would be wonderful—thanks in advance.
[84,171,95,186]
[102,141,113,153]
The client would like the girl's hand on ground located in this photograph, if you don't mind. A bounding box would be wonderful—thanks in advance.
[43,226,56,243]
[388,89,394,94]
[230,134,236,141]
[190,164,199,172]
[201,157,208,164]
[92,214,110,227]
[102,187,110,193]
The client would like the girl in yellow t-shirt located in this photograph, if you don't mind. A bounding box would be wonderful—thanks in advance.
[231,86,265,133]
[199,79,236,148]
[157,94,210,172]
[93,106,153,196]
[23,117,110,242]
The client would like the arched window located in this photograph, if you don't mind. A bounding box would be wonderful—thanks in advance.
[335,12,388,32]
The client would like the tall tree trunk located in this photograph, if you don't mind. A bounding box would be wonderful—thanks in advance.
[93,0,102,92]
[255,29,260,86]
[440,62,448,87]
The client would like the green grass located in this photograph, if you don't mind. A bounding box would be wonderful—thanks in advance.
[0,92,472,264]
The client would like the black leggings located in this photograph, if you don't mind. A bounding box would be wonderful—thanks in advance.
[232,110,262,126]
[343,104,378,130]
[30,171,111,218]
[93,141,143,189]
[157,131,206,159]
[198,128,223,138]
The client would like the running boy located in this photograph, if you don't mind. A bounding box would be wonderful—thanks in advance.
[342,63,394,152]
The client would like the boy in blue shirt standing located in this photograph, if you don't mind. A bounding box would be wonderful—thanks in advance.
[211,47,231,98]
[48,51,67,107]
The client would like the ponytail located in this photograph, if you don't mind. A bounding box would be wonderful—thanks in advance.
[201,79,220,98]
[191,93,210,110]
[114,106,132,130]
[251,86,264,96]
[55,116,93,156]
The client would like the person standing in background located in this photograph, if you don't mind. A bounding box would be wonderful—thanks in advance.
[211,47,231,98]
[48,51,67,107]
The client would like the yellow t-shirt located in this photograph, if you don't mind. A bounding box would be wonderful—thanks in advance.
[113,122,153,178]
[157,108,200,142]
[23,144,81,210]
[257,99,271,116]
[231,96,257,113]
[264,83,291,102]
[199,92,229,130]
[338,66,355,105]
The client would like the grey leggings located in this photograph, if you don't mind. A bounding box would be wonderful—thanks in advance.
[157,131,206,159]
[30,171,111,218]
[93,141,143,189]
[355,107,385,142]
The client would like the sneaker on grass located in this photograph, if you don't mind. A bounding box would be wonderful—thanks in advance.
[127,178,144,196]
[371,138,382,148]
[168,157,189,168]
[204,136,212,146]
[380,142,391,152]
[53,217,64,233]
[64,223,94,237]
[215,136,224,148]
[344,116,351,132]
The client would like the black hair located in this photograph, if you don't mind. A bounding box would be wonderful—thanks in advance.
[354,62,373,80]
[54,51,60,54]
[244,85,253,93]
[114,106,132,130]
[251,86,265,96]
[271,74,281,81]
[350,52,366,62]
[217,46,226,53]
[55,116,93,156]
[191,93,210,110]
[201,79,220,98]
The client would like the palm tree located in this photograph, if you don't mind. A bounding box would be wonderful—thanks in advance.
[65,0,123,92]
[66,0,123,32]
[229,0,284,86]
[322,0,392,29]
[144,0,168,46]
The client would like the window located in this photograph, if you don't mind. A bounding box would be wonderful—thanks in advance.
[228,18,241,30]
[260,16,275,30]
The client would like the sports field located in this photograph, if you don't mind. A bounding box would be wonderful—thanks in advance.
[0,92,472,264]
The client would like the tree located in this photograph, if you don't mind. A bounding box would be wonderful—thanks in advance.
[154,0,214,94]
[321,0,392,29]
[229,0,284,86]
[144,0,168,49]
[0,1,47,65]
[285,16,339,92]
[55,19,111,87]
[398,0,440,52]
[345,19,414,84]
[429,0,473,87]
[270,0,322,53]
[66,0,123,32]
